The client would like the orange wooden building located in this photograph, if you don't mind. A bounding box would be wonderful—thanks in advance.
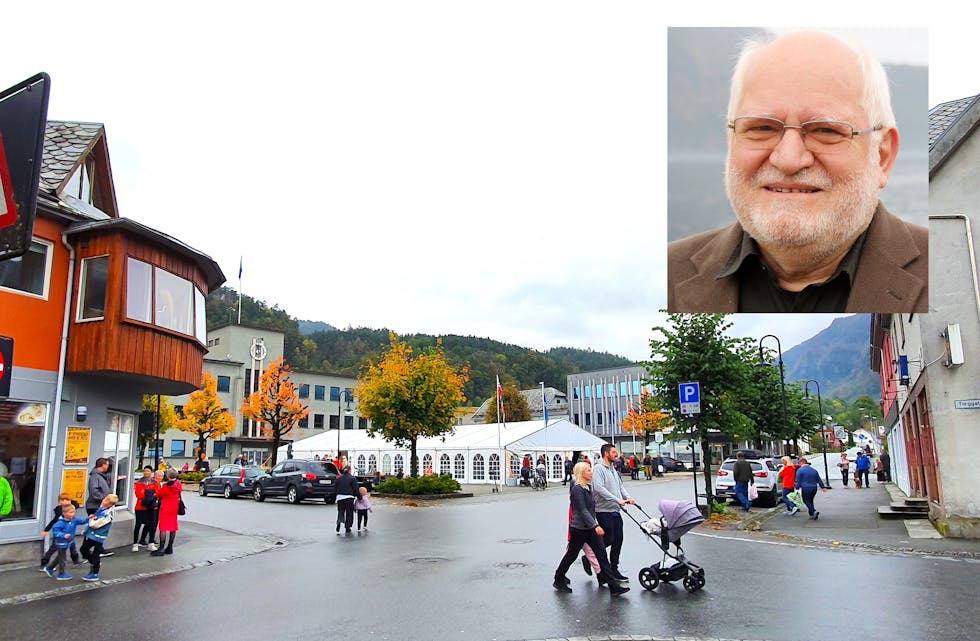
[0,121,224,560]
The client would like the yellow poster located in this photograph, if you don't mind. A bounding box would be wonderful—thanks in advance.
[64,426,91,465]
[62,469,87,506]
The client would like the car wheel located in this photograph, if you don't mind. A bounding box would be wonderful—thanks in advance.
[253,484,265,502]
[223,484,234,499]
[287,485,301,504]
[199,483,207,497]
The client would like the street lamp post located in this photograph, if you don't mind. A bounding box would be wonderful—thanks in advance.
[758,335,791,455]
[804,379,831,488]
[337,387,353,467]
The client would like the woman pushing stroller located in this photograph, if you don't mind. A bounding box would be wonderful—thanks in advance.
[553,462,629,595]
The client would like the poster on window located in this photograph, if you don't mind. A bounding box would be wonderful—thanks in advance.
[64,426,91,465]
[61,468,87,506]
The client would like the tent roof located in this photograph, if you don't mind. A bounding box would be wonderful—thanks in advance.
[279,419,607,458]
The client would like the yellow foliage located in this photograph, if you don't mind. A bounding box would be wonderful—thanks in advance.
[621,390,673,438]
[240,357,310,466]
[174,372,236,441]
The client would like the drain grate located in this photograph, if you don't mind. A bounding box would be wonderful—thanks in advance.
[495,562,528,569]
[500,538,534,544]
[407,556,449,564]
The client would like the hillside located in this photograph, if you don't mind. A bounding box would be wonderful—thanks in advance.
[205,287,633,404]
[782,315,880,403]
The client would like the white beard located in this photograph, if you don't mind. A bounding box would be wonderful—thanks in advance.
[725,153,881,264]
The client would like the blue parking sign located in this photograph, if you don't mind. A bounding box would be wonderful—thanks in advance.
[679,382,700,415]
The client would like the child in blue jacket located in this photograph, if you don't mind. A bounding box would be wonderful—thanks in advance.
[80,493,118,582]
[44,503,90,580]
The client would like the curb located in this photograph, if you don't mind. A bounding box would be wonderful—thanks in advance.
[374,492,474,500]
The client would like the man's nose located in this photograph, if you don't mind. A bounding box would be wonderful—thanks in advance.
[768,127,815,174]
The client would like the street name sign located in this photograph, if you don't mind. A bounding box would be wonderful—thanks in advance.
[954,399,980,410]
[679,381,700,415]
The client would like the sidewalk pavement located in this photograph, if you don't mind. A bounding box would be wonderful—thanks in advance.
[737,480,980,558]
[0,521,278,607]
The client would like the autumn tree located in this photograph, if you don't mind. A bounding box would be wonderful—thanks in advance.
[240,357,310,467]
[356,333,468,477]
[174,372,237,467]
[621,389,673,452]
[484,385,531,423]
[139,395,178,468]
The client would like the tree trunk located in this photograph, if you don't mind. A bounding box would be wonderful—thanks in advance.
[270,428,281,467]
[700,440,714,503]
[410,438,418,477]
[197,436,207,469]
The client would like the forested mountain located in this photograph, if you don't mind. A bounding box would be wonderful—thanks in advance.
[205,287,633,405]
[782,315,880,403]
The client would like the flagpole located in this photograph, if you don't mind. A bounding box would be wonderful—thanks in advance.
[237,256,243,324]
[540,381,548,481]
[496,375,503,493]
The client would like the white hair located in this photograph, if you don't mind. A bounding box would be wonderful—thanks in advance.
[726,31,896,136]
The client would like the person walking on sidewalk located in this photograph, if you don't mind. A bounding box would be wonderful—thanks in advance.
[79,493,118,581]
[44,503,89,580]
[794,458,828,520]
[563,456,573,485]
[84,457,111,516]
[837,452,850,487]
[777,456,799,515]
[880,450,892,482]
[151,469,182,556]
[592,444,636,582]
[732,451,754,512]
[132,466,159,552]
[553,462,628,595]
[335,466,359,534]
[40,493,82,569]
[855,450,872,488]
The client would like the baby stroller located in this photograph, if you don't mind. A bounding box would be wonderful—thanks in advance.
[531,463,547,490]
[519,466,532,487]
[623,499,706,593]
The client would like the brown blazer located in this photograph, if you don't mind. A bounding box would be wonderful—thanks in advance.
[667,203,928,313]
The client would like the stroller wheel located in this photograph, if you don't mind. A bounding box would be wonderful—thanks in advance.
[683,572,706,593]
[638,566,660,591]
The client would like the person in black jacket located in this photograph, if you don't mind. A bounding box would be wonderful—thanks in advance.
[732,452,754,512]
[553,462,628,595]
[334,467,359,534]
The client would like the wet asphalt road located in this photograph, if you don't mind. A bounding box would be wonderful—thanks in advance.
[2,477,976,641]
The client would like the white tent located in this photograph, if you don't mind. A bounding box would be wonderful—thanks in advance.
[276,419,608,485]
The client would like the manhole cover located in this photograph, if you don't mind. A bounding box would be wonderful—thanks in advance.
[407,556,449,564]
[500,538,534,544]
[495,562,528,569]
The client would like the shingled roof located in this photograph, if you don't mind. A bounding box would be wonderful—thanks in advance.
[39,121,103,192]
[929,94,980,177]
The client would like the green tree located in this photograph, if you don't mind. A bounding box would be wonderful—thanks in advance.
[139,395,177,468]
[484,385,532,423]
[356,333,469,477]
[644,313,754,500]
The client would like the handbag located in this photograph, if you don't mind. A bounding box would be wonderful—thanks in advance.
[748,484,759,500]
[787,490,804,507]
[178,498,187,516]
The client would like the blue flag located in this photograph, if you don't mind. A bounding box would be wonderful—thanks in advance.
[543,394,549,423]
[238,257,243,280]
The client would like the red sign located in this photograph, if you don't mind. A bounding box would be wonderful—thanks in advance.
[0,131,16,229]
[0,336,11,397]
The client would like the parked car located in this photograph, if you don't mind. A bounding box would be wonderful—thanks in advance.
[714,456,780,507]
[252,459,340,504]
[658,456,689,472]
[199,464,265,499]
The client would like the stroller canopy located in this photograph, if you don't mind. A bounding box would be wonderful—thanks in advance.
[659,499,704,531]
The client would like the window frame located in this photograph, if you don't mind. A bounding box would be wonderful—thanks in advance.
[0,237,53,299]
[123,256,208,344]
[77,254,110,322]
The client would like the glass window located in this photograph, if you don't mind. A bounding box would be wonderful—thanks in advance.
[368,454,376,472]
[313,414,324,429]
[584,386,591,399]
[608,383,615,397]
[488,453,500,481]
[0,400,46,520]
[298,416,308,428]
[329,415,339,430]
[78,255,109,320]
[0,239,51,297]
[620,381,627,396]
[509,453,520,480]
[216,376,231,393]
[597,413,603,426]
[343,415,354,430]
[194,288,206,344]
[125,258,152,322]
[314,385,325,401]
[632,380,640,395]
[382,454,391,474]
[595,385,603,399]
[585,413,591,426]
[422,453,432,474]
[146,439,164,461]
[394,454,404,475]
[454,453,465,480]
[329,386,340,402]
[572,387,579,400]
[299,384,310,399]
[356,454,366,475]
[213,441,227,458]
[472,454,485,480]
[552,454,562,479]
[155,268,193,334]
[104,411,134,509]
[170,439,186,457]
[573,413,579,425]
[358,418,368,430]
[439,453,450,475]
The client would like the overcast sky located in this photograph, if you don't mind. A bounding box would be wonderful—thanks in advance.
[3,5,952,361]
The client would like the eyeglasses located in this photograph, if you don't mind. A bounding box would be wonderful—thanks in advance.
[727,116,882,152]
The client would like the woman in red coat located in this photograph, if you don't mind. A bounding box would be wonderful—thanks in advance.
[151,469,182,556]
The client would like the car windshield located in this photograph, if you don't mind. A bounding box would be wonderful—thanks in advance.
[244,468,264,478]
[315,461,339,475]
[721,460,764,471]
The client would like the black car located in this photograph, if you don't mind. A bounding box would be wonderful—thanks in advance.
[199,464,265,499]
[252,459,339,504]
[659,456,689,472]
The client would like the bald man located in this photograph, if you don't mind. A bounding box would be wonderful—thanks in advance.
[668,31,927,313]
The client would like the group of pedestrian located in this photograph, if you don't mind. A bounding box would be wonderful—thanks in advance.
[334,466,373,534]
[553,444,633,596]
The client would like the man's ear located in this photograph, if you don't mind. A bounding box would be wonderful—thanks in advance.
[876,127,899,189]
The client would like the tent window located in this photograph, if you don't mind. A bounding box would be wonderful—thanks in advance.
[382,454,391,474]
[422,453,433,474]
[394,454,404,475]
[454,454,465,480]
[356,454,366,475]
[489,453,500,481]
[368,454,377,473]
[473,454,485,480]
[439,454,450,475]
[510,453,520,480]
[552,454,562,479]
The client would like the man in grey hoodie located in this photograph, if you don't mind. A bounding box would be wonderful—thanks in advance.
[85,458,111,516]
[591,444,636,581]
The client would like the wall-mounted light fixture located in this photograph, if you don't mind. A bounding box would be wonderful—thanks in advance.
[76,405,88,422]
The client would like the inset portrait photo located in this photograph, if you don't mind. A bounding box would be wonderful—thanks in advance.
[666,28,928,313]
